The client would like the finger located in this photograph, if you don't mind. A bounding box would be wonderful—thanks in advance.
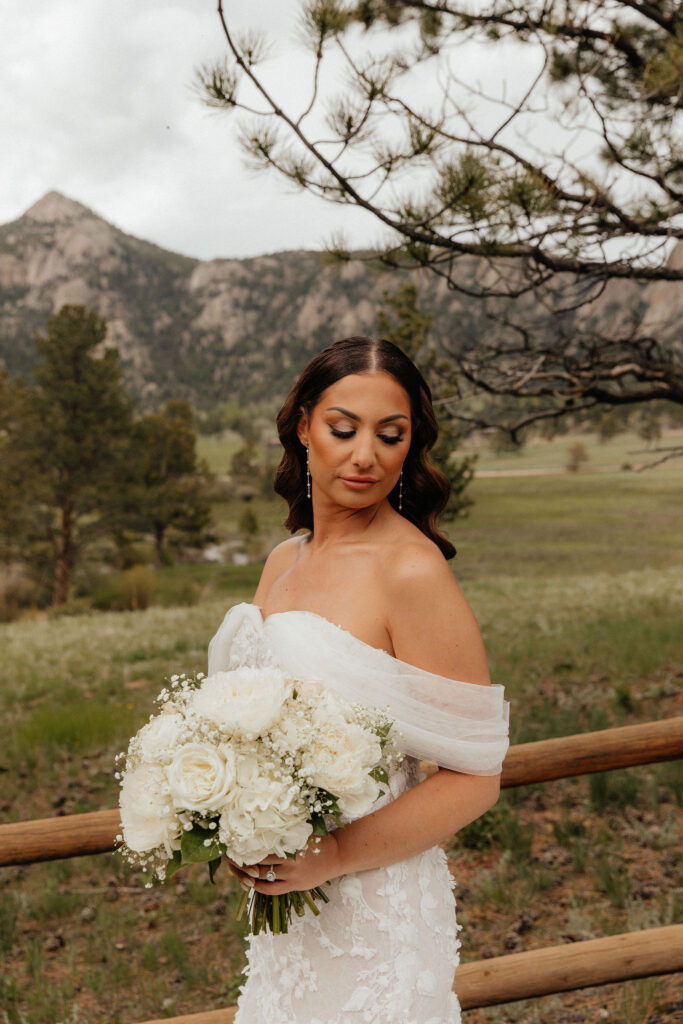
[252,880,290,896]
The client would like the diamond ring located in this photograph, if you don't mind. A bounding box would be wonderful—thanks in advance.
[265,867,277,882]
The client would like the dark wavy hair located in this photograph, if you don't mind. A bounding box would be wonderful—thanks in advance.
[274,336,456,560]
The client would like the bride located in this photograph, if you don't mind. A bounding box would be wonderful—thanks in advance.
[207,336,509,1023]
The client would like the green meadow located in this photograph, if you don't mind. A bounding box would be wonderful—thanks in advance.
[1,443,681,1023]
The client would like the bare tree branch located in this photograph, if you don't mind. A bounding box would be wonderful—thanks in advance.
[198,0,682,426]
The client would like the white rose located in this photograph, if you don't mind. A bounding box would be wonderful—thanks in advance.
[337,773,381,820]
[138,712,185,763]
[167,742,236,812]
[300,718,382,797]
[119,764,179,854]
[188,668,288,737]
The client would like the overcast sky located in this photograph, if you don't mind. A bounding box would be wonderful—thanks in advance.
[3,0,544,261]
[3,0,338,258]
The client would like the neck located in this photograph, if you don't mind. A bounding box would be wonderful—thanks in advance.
[306,488,389,551]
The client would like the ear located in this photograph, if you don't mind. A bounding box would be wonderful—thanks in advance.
[296,406,309,448]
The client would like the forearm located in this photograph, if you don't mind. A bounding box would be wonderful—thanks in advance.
[334,768,501,876]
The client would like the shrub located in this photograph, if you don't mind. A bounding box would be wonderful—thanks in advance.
[0,564,39,622]
[120,565,156,610]
[566,442,589,472]
[239,508,259,537]
[91,565,156,611]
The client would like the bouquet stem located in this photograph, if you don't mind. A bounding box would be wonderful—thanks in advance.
[236,888,250,922]
[239,884,330,935]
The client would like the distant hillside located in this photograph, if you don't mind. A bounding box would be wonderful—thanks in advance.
[0,191,676,408]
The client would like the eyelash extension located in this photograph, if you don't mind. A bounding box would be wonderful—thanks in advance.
[330,428,403,445]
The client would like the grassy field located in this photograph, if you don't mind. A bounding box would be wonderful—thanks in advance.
[461,427,683,474]
[197,426,682,476]
[1,444,682,1023]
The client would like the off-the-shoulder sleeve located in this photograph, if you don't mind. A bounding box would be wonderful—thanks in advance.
[264,613,510,776]
[384,660,509,775]
[207,602,263,675]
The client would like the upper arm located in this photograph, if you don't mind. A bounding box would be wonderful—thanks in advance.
[385,544,491,686]
[252,535,304,607]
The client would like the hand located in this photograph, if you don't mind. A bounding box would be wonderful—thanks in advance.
[227,833,343,896]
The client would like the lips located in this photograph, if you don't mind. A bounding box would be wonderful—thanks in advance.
[342,477,377,483]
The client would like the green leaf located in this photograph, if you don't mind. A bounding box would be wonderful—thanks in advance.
[181,825,224,865]
[317,789,341,817]
[309,813,330,836]
[375,721,393,743]
[207,856,222,885]
[370,765,388,785]
[164,850,183,880]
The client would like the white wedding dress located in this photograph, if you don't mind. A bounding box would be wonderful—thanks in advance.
[208,602,509,1024]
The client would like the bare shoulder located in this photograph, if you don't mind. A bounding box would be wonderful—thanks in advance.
[383,536,491,686]
[252,533,308,606]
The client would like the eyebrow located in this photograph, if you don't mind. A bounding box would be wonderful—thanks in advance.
[326,406,409,424]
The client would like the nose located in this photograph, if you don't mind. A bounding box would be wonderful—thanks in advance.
[351,430,376,469]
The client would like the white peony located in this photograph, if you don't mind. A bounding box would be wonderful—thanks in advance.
[167,742,236,812]
[311,687,352,720]
[137,711,185,763]
[188,668,289,737]
[119,764,179,854]
[218,751,312,864]
[270,708,314,753]
[291,678,324,702]
[301,717,382,798]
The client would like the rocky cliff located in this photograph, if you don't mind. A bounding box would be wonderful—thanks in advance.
[0,191,676,407]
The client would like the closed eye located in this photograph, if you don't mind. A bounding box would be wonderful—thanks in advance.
[330,428,403,445]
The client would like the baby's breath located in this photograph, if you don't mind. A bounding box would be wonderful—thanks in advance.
[116,664,400,936]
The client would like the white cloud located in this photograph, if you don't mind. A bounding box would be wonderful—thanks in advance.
[1,0,373,257]
[1,0,572,260]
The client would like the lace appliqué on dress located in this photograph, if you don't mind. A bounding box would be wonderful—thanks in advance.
[234,764,462,1024]
[227,617,279,672]
[209,604,466,1024]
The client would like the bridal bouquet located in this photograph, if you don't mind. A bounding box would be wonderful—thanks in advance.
[115,666,401,934]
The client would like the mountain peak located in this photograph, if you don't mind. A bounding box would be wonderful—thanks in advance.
[23,190,95,224]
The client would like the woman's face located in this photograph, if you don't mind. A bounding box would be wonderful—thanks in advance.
[297,371,412,508]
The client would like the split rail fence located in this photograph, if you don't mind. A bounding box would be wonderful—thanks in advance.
[1,716,682,1021]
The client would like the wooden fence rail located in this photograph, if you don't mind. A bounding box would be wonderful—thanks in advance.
[3,716,681,1020]
[133,925,683,1023]
[1,717,681,867]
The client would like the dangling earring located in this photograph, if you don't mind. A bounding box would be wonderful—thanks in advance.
[306,447,311,499]
[398,469,403,511]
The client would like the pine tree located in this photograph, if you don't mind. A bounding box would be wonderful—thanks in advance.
[29,305,133,604]
[198,0,682,434]
[377,282,476,519]
[123,400,213,565]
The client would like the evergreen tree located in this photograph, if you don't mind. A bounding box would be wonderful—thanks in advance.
[0,372,46,571]
[29,305,134,605]
[123,400,213,565]
[377,282,476,519]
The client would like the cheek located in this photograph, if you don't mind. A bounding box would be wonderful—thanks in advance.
[311,432,341,466]
[394,438,410,462]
